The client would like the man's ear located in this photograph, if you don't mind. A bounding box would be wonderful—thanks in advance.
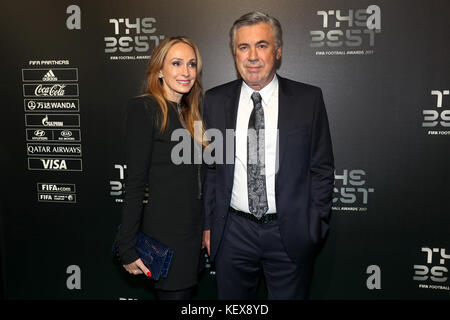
[276,46,282,60]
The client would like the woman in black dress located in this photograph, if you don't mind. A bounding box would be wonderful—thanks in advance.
[115,36,206,300]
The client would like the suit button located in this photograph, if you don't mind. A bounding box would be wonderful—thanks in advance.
[221,215,225,219]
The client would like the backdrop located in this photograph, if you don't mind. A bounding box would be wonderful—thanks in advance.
[1,0,449,300]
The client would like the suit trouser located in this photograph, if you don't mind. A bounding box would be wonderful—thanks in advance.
[215,210,313,300]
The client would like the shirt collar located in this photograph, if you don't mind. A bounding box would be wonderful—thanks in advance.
[242,74,278,105]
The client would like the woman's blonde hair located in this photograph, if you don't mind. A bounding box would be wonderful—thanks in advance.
[142,36,206,146]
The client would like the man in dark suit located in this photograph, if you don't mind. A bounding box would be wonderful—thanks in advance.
[201,11,334,299]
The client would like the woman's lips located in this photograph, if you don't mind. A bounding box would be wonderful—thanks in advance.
[176,80,192,85]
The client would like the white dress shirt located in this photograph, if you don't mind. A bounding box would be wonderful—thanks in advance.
[230,75,279,214]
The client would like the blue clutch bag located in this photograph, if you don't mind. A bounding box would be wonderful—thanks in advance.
[113,228,174,281]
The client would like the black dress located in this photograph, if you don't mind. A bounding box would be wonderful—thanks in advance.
[116,95,203,291]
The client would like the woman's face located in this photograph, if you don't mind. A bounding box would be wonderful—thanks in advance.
[159,42,197,103]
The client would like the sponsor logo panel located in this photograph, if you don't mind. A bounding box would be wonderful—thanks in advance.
[23,83,79,97]
[37,183,76,193]
[24,99,80,112]
[37,183,77,203]
[38,193,77,203]
[26,128,81,142]
[22,68,78,82]
[23,61,84,173]
[25,114,80,127]
[53,129,81,142]
[28,158,83,171]
[27,143,82,157]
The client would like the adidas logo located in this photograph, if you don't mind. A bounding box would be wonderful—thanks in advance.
[42,70,58,81]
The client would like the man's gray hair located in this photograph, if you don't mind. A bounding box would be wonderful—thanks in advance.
[230,11,283,53]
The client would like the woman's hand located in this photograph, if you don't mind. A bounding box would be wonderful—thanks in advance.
[123,258,152,278]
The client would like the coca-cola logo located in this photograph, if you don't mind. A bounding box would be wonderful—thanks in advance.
[34,84,66,97]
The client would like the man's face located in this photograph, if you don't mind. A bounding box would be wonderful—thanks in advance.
[233,23,282,91]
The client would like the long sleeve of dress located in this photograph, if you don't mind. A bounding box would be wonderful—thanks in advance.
[116,96,156,264]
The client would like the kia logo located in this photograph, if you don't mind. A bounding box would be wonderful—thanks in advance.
[60,130,72,137]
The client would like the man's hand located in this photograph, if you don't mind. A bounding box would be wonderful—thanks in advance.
[202,230,211,256]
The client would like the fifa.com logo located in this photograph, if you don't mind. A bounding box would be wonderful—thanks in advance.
[310,4,381,48]
[414,247,450,283]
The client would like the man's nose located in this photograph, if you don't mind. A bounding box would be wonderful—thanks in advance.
[248,47,258,61]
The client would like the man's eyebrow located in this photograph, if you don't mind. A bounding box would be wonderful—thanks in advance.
[237,40,270,47]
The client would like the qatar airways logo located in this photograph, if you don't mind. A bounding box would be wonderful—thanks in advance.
[34,84,66,97]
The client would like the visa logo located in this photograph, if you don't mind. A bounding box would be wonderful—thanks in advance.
[40,159,67,170]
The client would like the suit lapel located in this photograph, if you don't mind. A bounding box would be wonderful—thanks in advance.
[276,75,294,181]
[225,79,242,131]
[225,79,242,188]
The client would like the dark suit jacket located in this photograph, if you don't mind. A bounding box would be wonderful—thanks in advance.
[202,75,334,264]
